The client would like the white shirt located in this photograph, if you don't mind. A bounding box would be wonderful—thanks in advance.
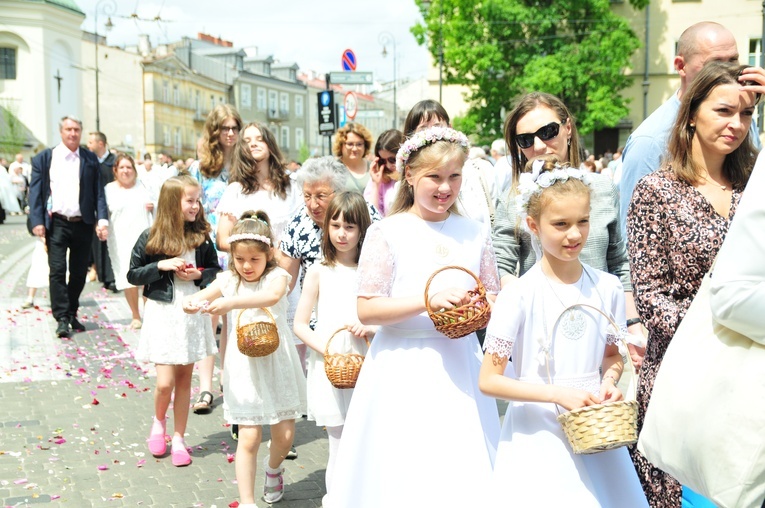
[50,143,82,218]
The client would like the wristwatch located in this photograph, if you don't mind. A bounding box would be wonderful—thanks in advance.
[626,318,641,327]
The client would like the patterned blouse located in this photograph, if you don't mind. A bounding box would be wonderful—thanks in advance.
[627,167,742,345]
[279,203,382,289]
[189,161,229,266]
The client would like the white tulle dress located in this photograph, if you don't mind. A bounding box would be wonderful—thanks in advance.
[484,263,648,507]
[324,212,501,508]
[306,262,369,427]
[105,181,154,290]
[220,268,306,425]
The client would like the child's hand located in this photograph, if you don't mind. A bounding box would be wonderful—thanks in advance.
[158,257,186,272]
[599,379,624,403]
[429,288,471,312]
[182,298,207,314]
[552,386,602,411]
[346,322,376,340]
[204,298,231,316]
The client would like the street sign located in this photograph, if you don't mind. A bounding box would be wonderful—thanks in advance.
[344,91,358,121]
[341,49,357,71]
[328,71,373,85]
[317,91,336,135]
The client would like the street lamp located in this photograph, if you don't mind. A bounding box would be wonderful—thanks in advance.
[379,32,397,130]
[94,0,116,132]
[420,0,444,103]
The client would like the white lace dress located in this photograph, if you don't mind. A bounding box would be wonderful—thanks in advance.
[136,250,217,365]
[220,268,307,425]
[484,263,648,507]
[306,262,369,427]
[105,181,154,290]
[324,212,501,508]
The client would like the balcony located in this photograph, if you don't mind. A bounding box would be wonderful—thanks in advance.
[267,108,290,121]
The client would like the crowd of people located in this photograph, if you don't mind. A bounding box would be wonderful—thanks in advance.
[9,18,765,508]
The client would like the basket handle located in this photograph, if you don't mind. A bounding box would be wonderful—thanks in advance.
[236,306,276,329]
[543,302,637,405]
[423,265,485,315]
[324,326,371,357]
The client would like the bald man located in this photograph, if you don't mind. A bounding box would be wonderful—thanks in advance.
[617,21,763,237]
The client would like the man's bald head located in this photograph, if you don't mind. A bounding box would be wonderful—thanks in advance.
[675,22,739,97]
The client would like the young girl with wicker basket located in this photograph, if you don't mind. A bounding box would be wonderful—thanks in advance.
[182,210,306,507]
[323,127,501,507]
[127,175,221,467]
[293,191,374,503]
[478,156,647,507]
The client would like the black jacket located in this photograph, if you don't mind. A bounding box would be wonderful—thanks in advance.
[127,229,221,303]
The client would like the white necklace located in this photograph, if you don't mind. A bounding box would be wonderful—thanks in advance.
[544,269,587,341]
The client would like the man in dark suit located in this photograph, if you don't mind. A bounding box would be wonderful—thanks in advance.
[86,131,116,292]
[29,116,109,338]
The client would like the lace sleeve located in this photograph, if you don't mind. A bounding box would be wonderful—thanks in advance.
[483,334,514,359]
[356,223,394,297]
[480,233,501,294]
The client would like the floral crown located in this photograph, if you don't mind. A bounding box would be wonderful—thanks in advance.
[396,126,470,173]
[516,159,592,225]
[227,233,271,246]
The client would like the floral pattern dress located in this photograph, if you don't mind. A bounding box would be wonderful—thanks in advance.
[189,161,229,268]
[626,167,743,507]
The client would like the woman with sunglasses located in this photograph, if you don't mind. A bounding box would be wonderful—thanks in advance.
[364,129,404,216]
[492,92,644,360]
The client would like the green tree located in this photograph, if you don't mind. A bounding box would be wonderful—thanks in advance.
[0,101,26,158]
[412,0,646,141]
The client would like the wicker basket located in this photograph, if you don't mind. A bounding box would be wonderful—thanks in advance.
[424,265,491,339]
[545,303,638,455]
[236,307,279,358]
[323,327,370,389]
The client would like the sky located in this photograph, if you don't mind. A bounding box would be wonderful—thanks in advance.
[73,0,433,86]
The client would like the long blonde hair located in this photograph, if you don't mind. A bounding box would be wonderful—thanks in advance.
[198,104,243,178]
[146,175,210,256]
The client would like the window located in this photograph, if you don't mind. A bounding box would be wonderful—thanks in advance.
[257,87,267,110]
[750,38,762,67]
[295,128,304,151]
[280,92,289,114]
[163,81,169,103]
[163,126,170,146]
[241,83,252,108]
[268,90,278,116]
[174,128,182,155]
[195,90,201,115]
[295,95,304,117]
[0,48,16,79]
[173,85,180,106]
[281,126,290,150]
[210,95,215,111]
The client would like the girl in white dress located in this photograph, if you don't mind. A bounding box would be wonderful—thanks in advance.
[183,210,306,508]
[127,175,221,467]
[324,127,501,507]
[293,191,374,501]
[105,154,154,329]
[479,156,648,507]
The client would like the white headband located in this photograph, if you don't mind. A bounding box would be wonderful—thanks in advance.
[227,233,271,246]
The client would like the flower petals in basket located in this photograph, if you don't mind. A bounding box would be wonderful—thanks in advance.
[424,265,491,339]
[324,327,370,389]
[236,307,280,358]
[546,303,638,454]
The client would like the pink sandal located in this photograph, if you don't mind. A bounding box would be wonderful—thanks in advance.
[147,417,167,456]
[171,439,192,467]
[263,464,284,503]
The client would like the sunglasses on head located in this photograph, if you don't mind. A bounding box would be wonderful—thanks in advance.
[515,121,563,149]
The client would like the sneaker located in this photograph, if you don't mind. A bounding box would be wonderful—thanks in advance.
[230,424,238,441]
[263,458,284,503]
[285,446,298,460]
[21,298,34,309]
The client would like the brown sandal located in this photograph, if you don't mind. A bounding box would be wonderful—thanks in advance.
[192,391,214,414]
